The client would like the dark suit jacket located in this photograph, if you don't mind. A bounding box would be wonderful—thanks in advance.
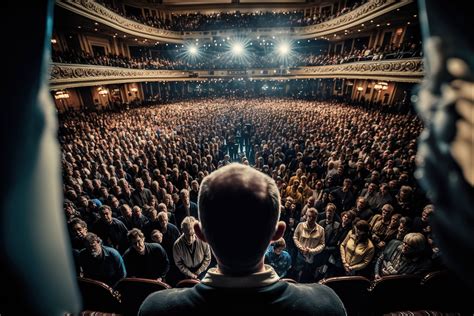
[139,280,346,315]
[174,202,198,228]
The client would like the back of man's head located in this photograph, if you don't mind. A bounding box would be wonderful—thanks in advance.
[198,163,281,275]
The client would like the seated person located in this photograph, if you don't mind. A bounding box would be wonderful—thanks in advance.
[122,228,169,280]
[173,216,211,281]
[375,232,432,279]
[140,164,346,315]
[78,232,126,287]
[264,237,292,278]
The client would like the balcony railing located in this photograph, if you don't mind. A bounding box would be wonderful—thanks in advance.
[55,0,183,43]
[50,58,423,89]
[56,0,413,42]
[49,63,192,89]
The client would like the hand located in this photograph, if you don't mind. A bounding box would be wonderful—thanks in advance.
[447,58,474,186]
[375,274,381,280]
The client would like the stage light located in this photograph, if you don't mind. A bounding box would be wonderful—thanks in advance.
[224,38,252,65]
[231,42,244,55]
[180,43,203,62]
[273,39,295,65]
[189,46,198,55]
[277,42,290,56]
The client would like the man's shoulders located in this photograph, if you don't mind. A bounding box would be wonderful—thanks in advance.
[139,282,346,315]
[139,288,196,315]
[146,242,166,253]
[168,223,179,232]
[103,245,121,257]
[285,282,346,313]
[386,239,402,251]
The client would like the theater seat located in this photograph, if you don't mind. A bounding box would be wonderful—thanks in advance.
[175,278,200,288]
[77,277,121,313]
[369,274,422,314]
[420,270,473,313]
[319,276,371,315]
[114,278,171,316]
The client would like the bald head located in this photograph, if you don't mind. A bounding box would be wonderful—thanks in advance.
[198,163,282,274]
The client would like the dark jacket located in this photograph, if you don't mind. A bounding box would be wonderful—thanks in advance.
[123,243,170,279]
[139,279,346,315]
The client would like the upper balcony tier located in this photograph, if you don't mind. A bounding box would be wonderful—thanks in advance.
[50,58,423,90]
[56,0,414,43]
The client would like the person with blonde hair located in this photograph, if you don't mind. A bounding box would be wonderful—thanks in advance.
[173,216,211,280]
[375,232,432,279]
[340,220,375,276]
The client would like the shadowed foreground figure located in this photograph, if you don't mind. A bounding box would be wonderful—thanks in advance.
[415,0,474,288]
[139,163,346,315]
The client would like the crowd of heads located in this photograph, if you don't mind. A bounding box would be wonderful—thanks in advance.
[52,40,421,71]
[96,0,367,31]
[62,97,440,287]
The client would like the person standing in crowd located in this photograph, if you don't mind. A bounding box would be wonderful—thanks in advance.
[92,205,129,254]
[293,207,325,282]
[340,220,375,276]
[174,189,198,231]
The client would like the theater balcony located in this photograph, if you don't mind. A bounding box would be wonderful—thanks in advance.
[49,58,423,90]
[56,0,414,42]
[50,63,192,89]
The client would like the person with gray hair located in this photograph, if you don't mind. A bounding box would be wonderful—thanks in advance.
[173,216,211,281]
[140,163,345,315]
[374,232,432,279]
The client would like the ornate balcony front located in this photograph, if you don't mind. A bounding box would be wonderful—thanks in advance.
[56,0,413,42]
[49,63,193,89]
[50,58,423,89]
[55,0,183,43]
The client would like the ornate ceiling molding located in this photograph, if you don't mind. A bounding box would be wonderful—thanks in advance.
[296,0,413,38]
[50,58,423,89]
[57,0,413,42]
[56,0,183,43]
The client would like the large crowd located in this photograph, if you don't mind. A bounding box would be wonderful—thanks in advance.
[52,41,421,70]
[96,0,367,31]
[61,98,442,288]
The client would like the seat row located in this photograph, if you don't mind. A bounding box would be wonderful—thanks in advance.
[78,270,473,316]
[77,277,200,315]
[319,270,473,315]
